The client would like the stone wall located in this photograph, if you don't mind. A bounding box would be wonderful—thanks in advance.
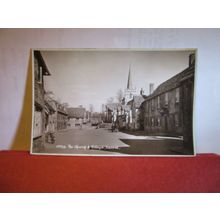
[143,87,183,136]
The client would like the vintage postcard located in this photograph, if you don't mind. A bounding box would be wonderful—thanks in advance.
[31,49,196,156]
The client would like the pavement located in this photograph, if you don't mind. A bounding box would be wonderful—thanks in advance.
[42,124,186,155]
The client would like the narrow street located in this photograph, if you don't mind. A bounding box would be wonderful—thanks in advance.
[45,124,128,155]
[44,124,184,155]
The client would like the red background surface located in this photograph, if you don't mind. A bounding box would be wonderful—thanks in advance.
[0,151,219,192]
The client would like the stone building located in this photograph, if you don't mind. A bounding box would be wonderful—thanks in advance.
[33,51,51,152]
[44,96,68,131]
[105,66,139,129]
[117,105,131,130]
[44,99,57,143]
[57,103,68,130]
[67,107,86,127]
[44,96,57,130]
[127,94,146,130]
[140,53,195,150]
[105,103,132,130]
[105,103,121,123]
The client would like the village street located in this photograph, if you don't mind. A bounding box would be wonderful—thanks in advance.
[32,50,195,156]
[44,124,184,155]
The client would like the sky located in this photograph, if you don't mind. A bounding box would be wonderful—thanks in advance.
[41,50,194,112]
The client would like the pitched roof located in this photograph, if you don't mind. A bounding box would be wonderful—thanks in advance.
[57,104,68,115]
[34,51,51,75]
[146,64,194,100]
[67,107,86,118]
[121,105,131,111]
[106,103,131,111]
[130,95,146,108]
[45,100,56,112]
[106,103,121,111]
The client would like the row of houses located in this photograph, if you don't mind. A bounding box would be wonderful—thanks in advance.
[33,51,98,152]
[67,107,87,126]
[33,51,69,152]
[105,53,195,149]
[67,107,104,127]
[33,51,101,152]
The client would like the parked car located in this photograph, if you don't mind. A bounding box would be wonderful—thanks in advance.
[91,120,99,126]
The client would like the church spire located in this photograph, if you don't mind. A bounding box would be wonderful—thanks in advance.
[127,65,133,89]
[124,64,136,104]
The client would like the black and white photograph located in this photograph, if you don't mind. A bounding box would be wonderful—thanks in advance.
[31,49,196,156]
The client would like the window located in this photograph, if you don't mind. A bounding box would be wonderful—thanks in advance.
[151,117,154,127]
[165,92,169,105]
[175,88,180,103]
[157,96,160,109]
[38,66,43,84]
[157,117,161,127]
[151,99,154,111]
[175,114,179,127]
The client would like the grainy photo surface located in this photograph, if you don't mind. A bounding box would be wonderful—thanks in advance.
[31,49,196,156]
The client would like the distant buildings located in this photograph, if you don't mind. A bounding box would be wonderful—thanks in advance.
[105,103,121,123]
[105,67,146,130]
[67,107,87,127]
[56,103,68,130]
[117,105,131,130]
[127,95,146,130]
[90,112,102,125]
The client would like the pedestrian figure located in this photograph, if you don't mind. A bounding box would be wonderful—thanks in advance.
[79,118,83,129]
[111,122,115,132]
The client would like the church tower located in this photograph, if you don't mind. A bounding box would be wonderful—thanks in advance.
[124,66,136,104]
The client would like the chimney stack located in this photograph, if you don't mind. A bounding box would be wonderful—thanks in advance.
[149,83,154,95]
[140,88,144,95]
[189,53,195,66]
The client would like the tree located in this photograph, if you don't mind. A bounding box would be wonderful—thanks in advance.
[45,90,56,101]
[101,104,106,113]
[107,97,114,104]
[62,103,69,108]
[45,90,54,96]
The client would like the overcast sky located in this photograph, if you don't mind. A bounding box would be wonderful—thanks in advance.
[41,50,194,112]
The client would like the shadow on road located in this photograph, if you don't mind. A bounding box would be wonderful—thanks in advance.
[101,139,184,155]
